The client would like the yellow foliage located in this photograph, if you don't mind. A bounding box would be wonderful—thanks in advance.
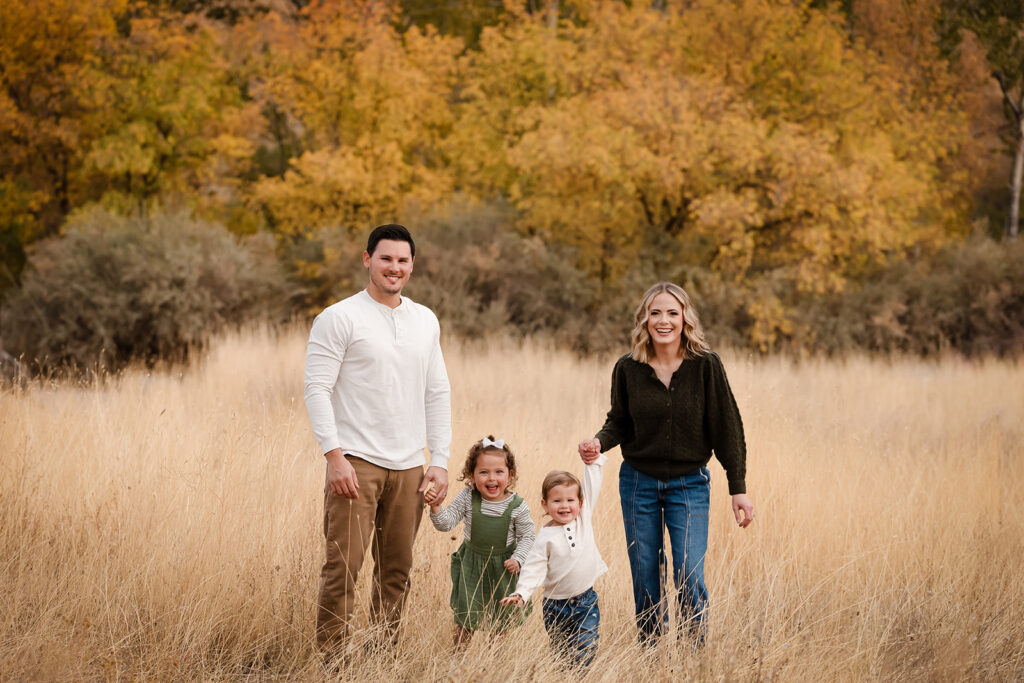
[78,13,256,208]
[456,1,970,296]
[252,143,442,234]
[0,0,127,233]
[746,292,793,352]
[0,0,985,352]
[245,1,460,235]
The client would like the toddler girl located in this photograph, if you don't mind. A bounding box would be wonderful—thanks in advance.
[430,436,535,648]
[500,453,608,668]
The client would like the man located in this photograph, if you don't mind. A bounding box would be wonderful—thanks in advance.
[303,224,451,656]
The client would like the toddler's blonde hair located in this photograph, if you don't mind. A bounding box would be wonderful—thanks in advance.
[541,470,583,505]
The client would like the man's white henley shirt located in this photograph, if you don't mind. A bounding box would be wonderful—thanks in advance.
[303,289,452,471]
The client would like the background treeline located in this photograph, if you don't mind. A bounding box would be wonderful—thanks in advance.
[2,0,1023,372]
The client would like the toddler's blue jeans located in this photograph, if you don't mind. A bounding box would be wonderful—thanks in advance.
[541,587,600,668]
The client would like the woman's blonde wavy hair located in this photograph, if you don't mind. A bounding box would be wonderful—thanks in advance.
[629,282,710,363]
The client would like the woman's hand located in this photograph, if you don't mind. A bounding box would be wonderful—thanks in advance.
[503,559,521,574]
[500,594,525,607]
[732,493,755,528]
[577,438,601,464]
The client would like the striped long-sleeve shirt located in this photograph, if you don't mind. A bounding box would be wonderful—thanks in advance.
[430,487,536,566]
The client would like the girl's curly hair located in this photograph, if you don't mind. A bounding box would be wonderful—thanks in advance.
[459,436,518,493]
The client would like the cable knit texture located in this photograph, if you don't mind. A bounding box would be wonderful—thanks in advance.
[595,351,747,495]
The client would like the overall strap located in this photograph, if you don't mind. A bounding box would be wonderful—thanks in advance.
[505,493,524,515]
[467,489,520,554]
[470,486,483,518]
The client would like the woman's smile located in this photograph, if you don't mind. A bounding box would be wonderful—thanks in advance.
[647,292,683,347]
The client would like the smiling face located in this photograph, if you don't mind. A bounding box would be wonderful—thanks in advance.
[363,238,414,306]
[543,483,582,525]
[472,451,511,502]
[646,291,684,352]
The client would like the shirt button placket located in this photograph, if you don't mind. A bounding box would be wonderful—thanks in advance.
[392,310,402,345]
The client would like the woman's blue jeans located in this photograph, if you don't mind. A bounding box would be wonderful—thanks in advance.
[619,460,710,645]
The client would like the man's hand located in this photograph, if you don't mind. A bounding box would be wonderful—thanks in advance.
[499,594,525,607]
[419,466,448,505]
[325,449,359,499]
[577,438,601,464]
[503,559,521,574]
[732,493,755,528]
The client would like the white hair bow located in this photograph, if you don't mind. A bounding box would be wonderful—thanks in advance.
[481,437,505,449]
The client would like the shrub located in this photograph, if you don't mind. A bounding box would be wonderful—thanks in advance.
[787,237,1024,357]
[1,209,295,374]
[411,202,610,347]
[305,200,639,352]
[264,200,1024,360]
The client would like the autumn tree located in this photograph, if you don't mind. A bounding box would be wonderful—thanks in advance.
[940,0,1024,240]
[144,0,300,23]
[0,0,126,288]
[78,10,259,217]
[245,1,461,238]
[399,0,506,49]
[0,0,260,291]
[447,1,972,347]
[473,3,964,274]
[443,7,588,198]
[843,0,982,223]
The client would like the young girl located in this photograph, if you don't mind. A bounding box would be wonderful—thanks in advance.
[429,436,535,648]
[500,453,608,668]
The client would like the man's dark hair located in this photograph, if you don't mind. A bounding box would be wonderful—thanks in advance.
[367,224,415,258]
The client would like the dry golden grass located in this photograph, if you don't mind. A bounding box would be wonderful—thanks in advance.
[2,327,1023,681]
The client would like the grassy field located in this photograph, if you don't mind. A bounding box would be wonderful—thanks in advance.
[2,327,1023,681]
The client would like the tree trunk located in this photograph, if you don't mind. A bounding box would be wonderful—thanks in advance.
[1010,114,1024,240]
[545,0,558,101]
[547,0,558,30]
[996,76,1023,241]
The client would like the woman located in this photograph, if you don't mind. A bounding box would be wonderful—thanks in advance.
[578,282,754,645]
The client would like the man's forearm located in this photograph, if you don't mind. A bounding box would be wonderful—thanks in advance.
[304,386,341,454]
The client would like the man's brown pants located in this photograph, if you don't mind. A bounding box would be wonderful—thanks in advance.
[316,456,424,653]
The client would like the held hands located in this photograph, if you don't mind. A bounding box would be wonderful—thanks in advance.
[499,594,525,607]
[732,493,755,528]
[327,454,451,506]
[325,449,359,499]
[420,466,449,507]
[503,559,521,575]
[577,438,601,465]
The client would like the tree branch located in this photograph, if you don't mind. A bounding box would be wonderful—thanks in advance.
[994,70,1022,122]
[636,189,655,228]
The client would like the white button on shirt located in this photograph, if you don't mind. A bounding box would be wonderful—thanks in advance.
[303,290,452,470]
[512,455,609,601]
